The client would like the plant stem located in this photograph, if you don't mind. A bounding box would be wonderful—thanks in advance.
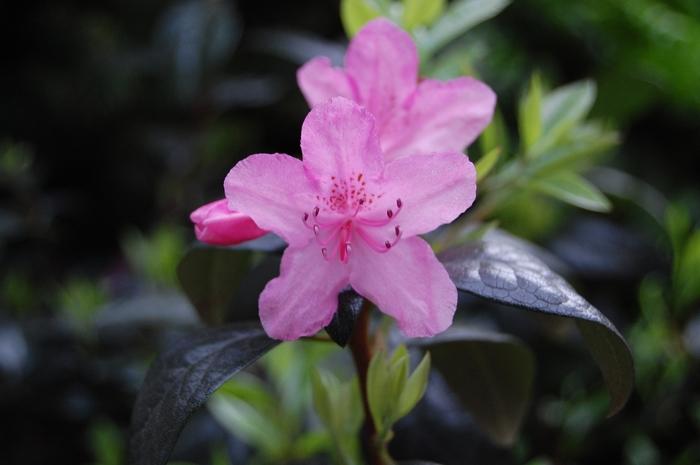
[348,301,385,465]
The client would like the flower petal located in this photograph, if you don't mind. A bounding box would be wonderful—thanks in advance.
[379,151,476,237]
[300,97,383,186]
[224,153,314,247]
[297,57,355,108]
[190,199,267,245]
[260,243,350,340]
[345,18,418,127]
[350,236,457,337]
[382,77,497,160]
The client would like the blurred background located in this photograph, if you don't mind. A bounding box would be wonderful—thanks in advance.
[1,0,699,464]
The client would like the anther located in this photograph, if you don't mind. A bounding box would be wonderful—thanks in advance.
[385,240,392,249]
[303,212,309,222]
[396,198,403,208]
[313,206,320,217]
[345,243,352,255]
[321,248,328,259]
[313,224,320,235]
[395,225,401,237]
[387,209,393,218]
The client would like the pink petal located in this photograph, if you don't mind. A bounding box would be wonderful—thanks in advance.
[260,243,350,340]
[350,236,457,337]
[297,57,355,108]
[382,77,497,160]
[345,18,418,127]
[224,153,315,247]
[300,97,384,186]
[190,199,267,245]
[381,151,476,238]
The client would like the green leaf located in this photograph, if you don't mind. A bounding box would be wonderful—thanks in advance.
[533,171,612,212]
[665,203,692,261]
[402,0,445,30]
[479,110,508,155]
[533,80,596,155]
[90,419,124,465]
[367,349,389,431]
[341,0,381,37]
[519,73,543,155]
[438,230,634,416]
[412,326,533,446]
[476,147,501,182]
[177,246,253,324]
[675,231,700,308]
[129,324,279,465]
[416,0,511,58]
[396,352,431,419]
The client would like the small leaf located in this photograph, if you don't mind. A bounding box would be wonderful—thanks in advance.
[479,110,508,155]
[341,0,381,37]
[413,326,533,446]
[519,73,543,155]
[129,324,279,465]
[438,231,634,416]
[533,80,596,154]
[476,147,501,182]
[367,349,388,431]
[402,0,445,30]
[416,0,511,58]
[675,231,700,309]
[396,352,431,419]
[177,246,252,324]
[533,171,612,212]
[325,289,364,347]
[665,203,692,261]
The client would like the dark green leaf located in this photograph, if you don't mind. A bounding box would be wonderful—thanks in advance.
[412,326,534,446]
[177,246,252,324]
[325,289,364,347]
[438,233,634,415]
[129,324,279,465]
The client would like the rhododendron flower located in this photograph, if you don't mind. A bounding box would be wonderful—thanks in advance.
[298,18,496,160]
[224,97,476,340]
[190,199,266,245]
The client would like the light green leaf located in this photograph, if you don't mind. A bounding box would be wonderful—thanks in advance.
[519,73,543,155]
[341,0,381,37]
[533,172,612,212]
[402,0,445,30]
[533,80,597,155]
[476,147,501,182]
[416,0,511,58]
[396,352,431,419]
[479,110,507,155]
[367,349,389,431]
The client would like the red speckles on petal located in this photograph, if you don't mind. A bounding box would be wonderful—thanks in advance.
[319,171,377,213]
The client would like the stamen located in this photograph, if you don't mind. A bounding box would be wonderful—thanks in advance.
[313,206,320,217]
[385,240,391,249]
[313,224,320,236]
[321,248,328,260]
[356,198,404,227]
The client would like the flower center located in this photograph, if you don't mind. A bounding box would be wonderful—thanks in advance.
[302,173,403,263]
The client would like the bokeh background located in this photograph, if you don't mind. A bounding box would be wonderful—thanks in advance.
[1,1,700,464]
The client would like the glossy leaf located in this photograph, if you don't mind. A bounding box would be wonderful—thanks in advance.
[533,171,612,212]
[341,0,381,37]
[438,232,634,415]
[129,324,279,465]
[402,0,445,30]
[412,326,534,446]
[325,289,364,347]
[177,246,252,324]
[416,0,511,58]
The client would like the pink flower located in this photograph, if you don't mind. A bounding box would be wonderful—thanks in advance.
[190,199,267,246]
[298,18,496,161]
[225,97,476,340]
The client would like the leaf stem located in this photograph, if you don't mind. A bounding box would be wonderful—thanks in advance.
[348,301,386,465]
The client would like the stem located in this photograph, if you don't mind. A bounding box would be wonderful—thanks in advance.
[348,301,385,465]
